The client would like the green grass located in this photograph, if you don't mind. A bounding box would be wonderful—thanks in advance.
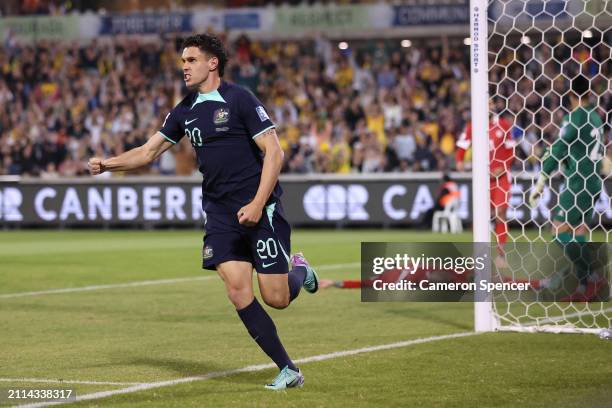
[0,230,610,407]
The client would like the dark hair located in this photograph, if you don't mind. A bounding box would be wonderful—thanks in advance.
[571,75,590,98]
[182,33,228,77]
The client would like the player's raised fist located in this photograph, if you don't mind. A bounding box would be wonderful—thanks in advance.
[88,158,106,175]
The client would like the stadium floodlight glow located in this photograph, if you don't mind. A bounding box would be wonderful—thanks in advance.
[463,37,471,46]
[338,41,349,50]
[520,35,531,44]
[401,39,412,48]
[583,29,593,38]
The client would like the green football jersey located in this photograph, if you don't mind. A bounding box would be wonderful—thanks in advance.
[542,106,604,192]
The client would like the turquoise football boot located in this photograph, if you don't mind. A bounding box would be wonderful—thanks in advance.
[264,366,304,390]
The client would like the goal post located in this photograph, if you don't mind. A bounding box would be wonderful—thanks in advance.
[470,0,611,335]
[471,0,498,333]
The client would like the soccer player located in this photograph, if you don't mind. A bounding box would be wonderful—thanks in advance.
[456,111,515,267]
[529,75,607,302]
[88,34,319,389]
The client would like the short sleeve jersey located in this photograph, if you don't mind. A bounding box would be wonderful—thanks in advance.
[542,106,604,188]
[159,81,281,213]
[456,116,515,175]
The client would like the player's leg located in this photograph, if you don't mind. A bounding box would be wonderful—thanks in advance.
[258,274,290,309]
[491,176,510,268]
[216,260,255,309]
[551,188,596,300]
[258,254,318,308]
[217,260,299,381]
[492,175,509,247]
[552,220,589,299]
[248,269,304,390]
[203,215,301,388]
[254,202,318,309]
[245,202,310,389]
[553,188,608,301]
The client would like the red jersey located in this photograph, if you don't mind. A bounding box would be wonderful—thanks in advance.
[456,116,515,175]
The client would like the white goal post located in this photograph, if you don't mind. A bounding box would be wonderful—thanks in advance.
[470,0,611,335]
[471,0,497,332]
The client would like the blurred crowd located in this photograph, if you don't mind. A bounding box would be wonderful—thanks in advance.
[1,0,377,16]
[0,0,75,16]
[0,31,610,177]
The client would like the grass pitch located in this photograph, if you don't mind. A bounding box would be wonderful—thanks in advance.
[0,230,610,407]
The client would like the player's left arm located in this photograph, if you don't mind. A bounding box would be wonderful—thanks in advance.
[237,127,284,226]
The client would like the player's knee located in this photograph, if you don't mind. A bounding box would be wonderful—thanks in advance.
[262,293,289,310]
[226,286,252,308]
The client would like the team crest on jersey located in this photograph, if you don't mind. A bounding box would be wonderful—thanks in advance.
[203,245,214,260]
[213,108,230,125]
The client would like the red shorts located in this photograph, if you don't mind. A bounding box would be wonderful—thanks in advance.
[490,173,510,210]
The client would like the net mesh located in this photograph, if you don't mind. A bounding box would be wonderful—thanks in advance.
[487,0,611,333]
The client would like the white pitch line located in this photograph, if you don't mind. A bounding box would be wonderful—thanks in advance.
[0,378,143,386]
[0,262,360,300]
[0,277,217,299]
[13,332,477,408]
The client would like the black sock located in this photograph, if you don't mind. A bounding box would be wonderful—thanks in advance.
[288,265,307,302]
[556,232,590,287]
[237,298,297,371]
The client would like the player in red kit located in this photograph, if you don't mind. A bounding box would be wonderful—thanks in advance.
[456,115,515,267]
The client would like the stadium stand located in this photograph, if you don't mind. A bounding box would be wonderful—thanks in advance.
[0,31,609,177]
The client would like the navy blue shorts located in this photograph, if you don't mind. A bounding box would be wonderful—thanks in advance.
[202,201,291,274]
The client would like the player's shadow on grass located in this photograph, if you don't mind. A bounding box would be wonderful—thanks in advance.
[127,356,226,377]
[126,356,274,386]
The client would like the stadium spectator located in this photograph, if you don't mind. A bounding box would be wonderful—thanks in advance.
[422,173,461,228]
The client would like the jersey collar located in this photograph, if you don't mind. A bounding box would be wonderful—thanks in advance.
[191,82,227,109]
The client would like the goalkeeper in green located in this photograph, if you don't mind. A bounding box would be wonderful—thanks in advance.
[529,75,607,302]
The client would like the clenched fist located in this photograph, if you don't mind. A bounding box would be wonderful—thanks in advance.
[237,201,264,227]
[88,158,106,175]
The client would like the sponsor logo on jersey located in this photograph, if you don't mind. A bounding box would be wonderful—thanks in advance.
[213,108,230,125]
[203,245,214,260]
[256,106,269,122]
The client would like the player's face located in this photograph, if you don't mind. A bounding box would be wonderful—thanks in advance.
[181,47,218,90]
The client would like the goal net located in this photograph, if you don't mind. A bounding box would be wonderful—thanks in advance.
[471,0,611,334]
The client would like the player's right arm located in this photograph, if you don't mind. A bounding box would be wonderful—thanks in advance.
[89,107,186,175]
[88,133,174,175]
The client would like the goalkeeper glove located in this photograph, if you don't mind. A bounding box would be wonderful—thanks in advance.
[529,174,547,208]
